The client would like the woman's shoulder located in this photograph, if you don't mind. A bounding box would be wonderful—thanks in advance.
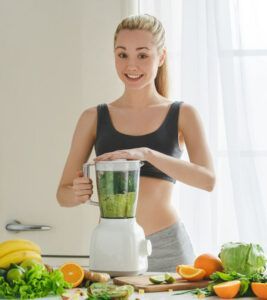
[80,106,98,120]
[179,102,202,130]
[179,102,198,114]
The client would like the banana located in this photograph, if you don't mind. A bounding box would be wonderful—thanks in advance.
[0,249,42,269]
[0,239,41,258]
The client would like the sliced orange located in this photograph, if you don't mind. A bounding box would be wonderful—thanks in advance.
[177,265,206,281]
[213,280,240,299]
[59,262,84,288]
[251,282,267,300]
[176,264,188,273]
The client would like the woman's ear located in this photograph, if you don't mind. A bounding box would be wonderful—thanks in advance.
[159,47,167,67]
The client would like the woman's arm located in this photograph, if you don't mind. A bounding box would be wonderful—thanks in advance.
[146,103,215,191]
[56,107,97,207]
[95,103,215,191]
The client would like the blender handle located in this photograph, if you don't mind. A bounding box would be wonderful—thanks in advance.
[83,162,99,206]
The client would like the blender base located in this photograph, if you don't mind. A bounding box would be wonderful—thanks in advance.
[89,218,152,276]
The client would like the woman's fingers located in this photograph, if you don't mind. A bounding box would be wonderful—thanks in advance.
[75,189,93,196]
[73,171,93,204]
[73,183,93,190]
[77,194,90,203]
[94,150,133,161]
[73,177,92,185]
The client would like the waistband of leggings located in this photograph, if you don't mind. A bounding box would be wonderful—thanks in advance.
[146,220,184,239]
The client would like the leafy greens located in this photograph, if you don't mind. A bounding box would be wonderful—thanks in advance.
[0,264,70,299]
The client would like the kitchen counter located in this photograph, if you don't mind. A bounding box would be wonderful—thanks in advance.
[62,288,258,300]
[0,288,258,299]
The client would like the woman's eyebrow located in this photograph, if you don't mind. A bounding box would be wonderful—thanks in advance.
[115,46,150,51]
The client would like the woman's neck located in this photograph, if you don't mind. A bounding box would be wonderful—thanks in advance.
[119,85,165,108]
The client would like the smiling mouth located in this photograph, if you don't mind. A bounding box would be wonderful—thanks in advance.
[124,73,144,81]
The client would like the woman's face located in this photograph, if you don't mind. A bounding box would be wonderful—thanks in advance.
[114,29,165,90]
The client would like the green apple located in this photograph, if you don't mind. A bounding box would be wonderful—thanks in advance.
[20,258,44,270]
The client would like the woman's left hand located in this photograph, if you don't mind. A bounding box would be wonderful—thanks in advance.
[94,147,150,162]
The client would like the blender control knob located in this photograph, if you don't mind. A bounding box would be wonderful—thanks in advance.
[140,239,152,256]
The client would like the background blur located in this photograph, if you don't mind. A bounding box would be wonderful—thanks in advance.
[1,0,266,265]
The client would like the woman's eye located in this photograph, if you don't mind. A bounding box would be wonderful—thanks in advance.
[138,54,148,59]
[118,53,127,58]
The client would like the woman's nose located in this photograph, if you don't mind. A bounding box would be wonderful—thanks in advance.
[126,66,138,72]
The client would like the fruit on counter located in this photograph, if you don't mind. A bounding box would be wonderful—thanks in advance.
[84,269,110,282]
[194,253,223,278]
[20,258,45,270]
[177,265,206,281]
[0,239,41,258]
[88,282,134,300]
[59,262,85,288]
[213,280,241,298]
[6,265,25,284]
[164,272,176,283]
[149,273,176,284]
[176,264,189,273]
[251,282,267,299]
[0,239,42,269]
[0,249,42,269]
[149,274,166,284]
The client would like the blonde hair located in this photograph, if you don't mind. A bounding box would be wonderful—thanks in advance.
[114,14,169,98]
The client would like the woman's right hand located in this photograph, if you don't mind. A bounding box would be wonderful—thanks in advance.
[72,170,93,204]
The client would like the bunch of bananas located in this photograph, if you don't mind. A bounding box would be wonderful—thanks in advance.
[0,239,42,269]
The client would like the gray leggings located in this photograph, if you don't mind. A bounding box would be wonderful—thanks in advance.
[146,221,195,272]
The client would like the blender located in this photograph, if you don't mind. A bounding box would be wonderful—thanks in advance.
[83,159,152,277]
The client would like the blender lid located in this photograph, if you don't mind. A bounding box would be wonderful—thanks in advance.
[95,159,143,171]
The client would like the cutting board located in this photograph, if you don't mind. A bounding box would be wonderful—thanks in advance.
[113,273,210,293]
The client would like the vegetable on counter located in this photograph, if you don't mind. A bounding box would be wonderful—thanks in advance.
[84,270,110,283]
[0,263,70,299]
[219,242,266,276]
[87,282,134,300]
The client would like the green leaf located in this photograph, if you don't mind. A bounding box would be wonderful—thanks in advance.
[0,264,70,299]
[239,278,250,296]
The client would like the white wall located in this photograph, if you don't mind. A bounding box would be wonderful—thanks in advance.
[0,0,135,262]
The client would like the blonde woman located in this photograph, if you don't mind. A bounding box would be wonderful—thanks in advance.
[57,14,215,272]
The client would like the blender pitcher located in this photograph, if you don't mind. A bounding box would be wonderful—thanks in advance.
[83,159,143,218]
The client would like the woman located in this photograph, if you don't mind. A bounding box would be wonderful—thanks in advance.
[56,14,215,272]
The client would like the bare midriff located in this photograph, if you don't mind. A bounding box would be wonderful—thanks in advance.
[136,176,180,236]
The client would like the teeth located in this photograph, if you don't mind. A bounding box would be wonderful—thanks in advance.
[126,74,143,79]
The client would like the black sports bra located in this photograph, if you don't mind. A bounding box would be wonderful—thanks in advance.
[94,101,183,183]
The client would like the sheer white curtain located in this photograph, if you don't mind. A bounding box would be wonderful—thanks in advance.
[139,0,267,255]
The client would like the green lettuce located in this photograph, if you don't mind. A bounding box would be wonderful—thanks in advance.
[0,264,70,299]
[219,242,267,275]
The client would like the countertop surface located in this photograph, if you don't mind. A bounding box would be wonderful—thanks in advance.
[62,288,258,299]
[0,288,259,299]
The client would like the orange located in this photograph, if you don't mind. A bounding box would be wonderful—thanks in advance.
[59,262,84,288]
[177,265,206,281]
[194,253,223,278]
[251,282,267,300]
[176,264,188,274]
[213,280,240,299]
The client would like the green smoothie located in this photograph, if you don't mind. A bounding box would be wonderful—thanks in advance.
[96,170,138,218]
